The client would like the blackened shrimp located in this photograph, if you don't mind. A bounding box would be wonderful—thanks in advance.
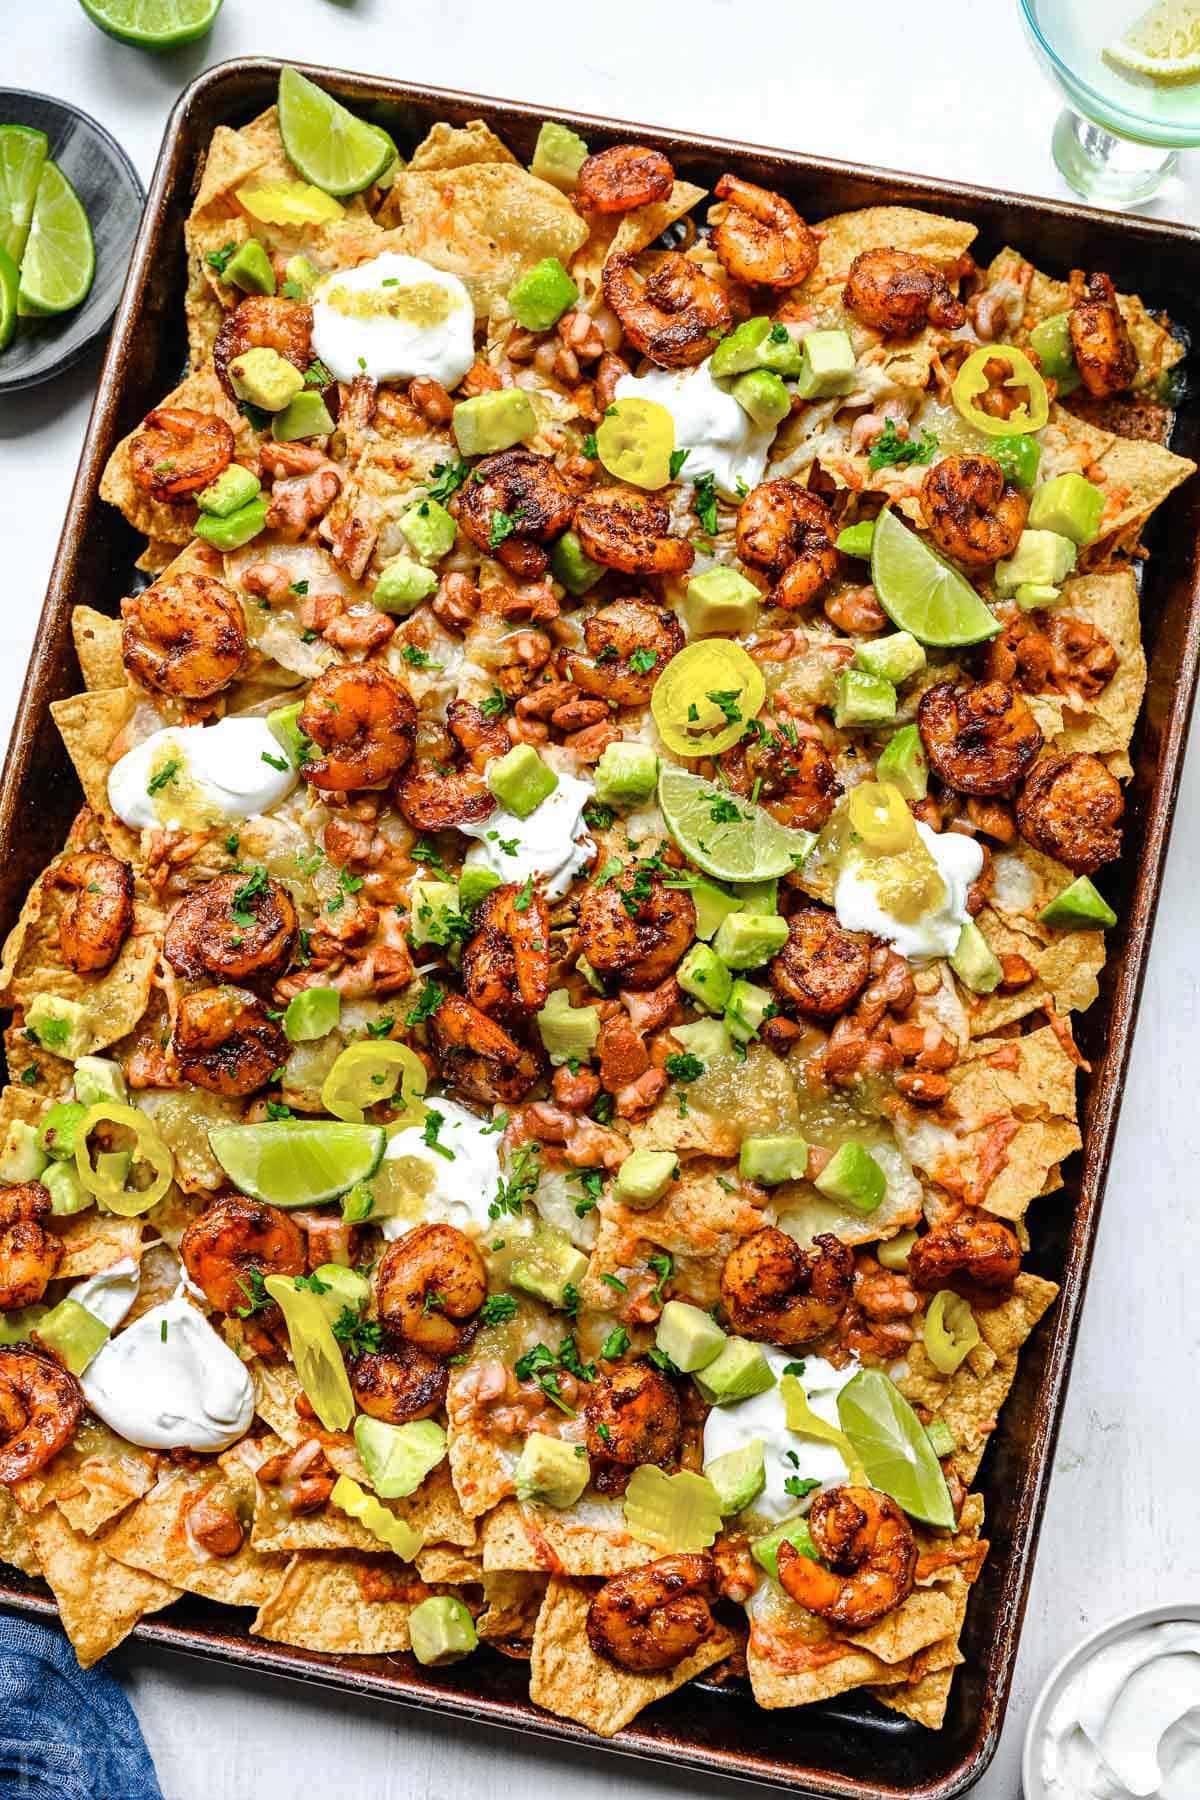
[171,985,287,1096]
[0,1184,62,1310]
[393,698,501,832]
[577,866,696,990]
[429,993,545,1105]
[213,296,313,402]
[585,1363,681,1474]
[164,871,298,983]
[921,455,1028,568]
[130,407,235,504]
[1015,751,1123,873]
[573,486,695,576]
[711,175,818,288]
[461,883,551,1022]
[719,724,838,832]
[1068,270,1138,399]
[564,599,684,706]
[843,248,966,336]
[736,480,839,608]
[577,145,674,214]
[602,251,732,369]
[587,1554,720,1673]
[350,1340,449,1423]
[299,665,417,792]
[0,1347,84,1483]
[906,1210,1021,1295]
[918,679,1043,796]
[769,908,872,1019]
[455,449,575,578]
[376,1223,488,1357]
[180,1194,306,1316]
[54,852,134,974]
[721,1227,854,1344]
[121,573,247,700]
[776,1486,917,1628]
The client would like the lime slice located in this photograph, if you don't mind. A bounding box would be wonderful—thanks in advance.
[208,1120,385,1206]
[870,505,1000,649]
[16,162,94,318]
[278,66,394,197]
[77,0,223,48]
[836,1368,955,1530]
[0,125,48,265]
[658,767,815,884]
[0,246,18,354]
[1104,0,1200,83]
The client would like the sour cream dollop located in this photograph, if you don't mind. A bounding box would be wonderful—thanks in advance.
[1039,1621,1200,1800]
[69,1257,141,1332]
[460,768,595,900]
[835,822,983,961]
[311,252,475,388]
[81,1295,255,1452]
[702,1348,861,1523]
[380,1097,503,1240]
[108,719,298,830]
[615,360,778,498]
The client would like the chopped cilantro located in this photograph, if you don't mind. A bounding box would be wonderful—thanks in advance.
[583,799,615,832]
[366,1014,395,1039]
[628,647,658,674]
[235,1266,270,1319]
[601,1326,630,1360]
[479,1294,518,1326]
[427,459,471,503]
[706,688,743,725]
[784,1475,821,1500]
[146,758,180,796]
[421,1108,455,1162]
[693,472,719,535]
[205,242,236,276]
[664,1052,705,1084]
[266,1101,294,1121]
[331,1307,382,1357]
[582,432,599,459]
[261,749,289,772]
[782,1360,807,1378]
[669,447,690,479]
[488,507,526,549]
[868,419,939,471]
[709,793,743,823]
[600,1272,627,1293]
[406,979,446,1027]
[229,866,269,928]
[479,687,509,720]
[490,1142,540,1220]
[304,359,334,389]
[647,1250,673,1306]
[513,875,535,912]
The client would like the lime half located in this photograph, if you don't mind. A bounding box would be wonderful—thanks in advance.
[871,505,999,649]
[837,1368,955,1529]
[659,767,815,884]
[1104,0,1200,83]
[0,125,48,265]
[208,1121,386,1206]
[278,66,394,197]
[0,246,18,354]
[16,162,94,318]
[78,0,223,48]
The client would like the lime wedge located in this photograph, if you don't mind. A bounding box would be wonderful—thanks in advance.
[278,66,394,197]
[0,246,18,354]
[871,505,1000,649]
[208,1121,385,1206]
[1104,0,1200,83]
[77,0,223,48]
[836,1368,955,1529]
[658,767,815,884]
[0,125,48,265]
[16,162,94,318]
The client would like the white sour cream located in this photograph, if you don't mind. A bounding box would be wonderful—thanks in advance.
[615,360,778,498]
[1039,1622,1200,1800]
[311,252,475,388]
[81,1295,255,1453]
[460,769,595,900]
[835,822,983,961]
[108,719,298,831]
[380,1097,503,1240]
[69,1257,141,1332]
[702,1348,860,1523]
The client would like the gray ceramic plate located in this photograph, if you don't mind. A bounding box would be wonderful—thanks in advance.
[0,88,144,393]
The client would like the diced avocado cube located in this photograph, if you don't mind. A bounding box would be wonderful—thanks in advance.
[682,566,761,637]
[550,528,604,595]
[836,520,875,559]
[593,741,659,808]
[990,433,1041,491]
[995,528,1076,596]
[530,121,589,192]
[510,1231,589,1308]
[400,497,457,563]
[37,1101,87,1163]
[341,1183,375,1224]
[31,1299,109,1376]
[794,329,856,400]
[737,879,778,916]
[513,1431,590,1506]
[196,463,261,517]
[487,743,558,819]
[1029,311,1080,392]
[951,919,1002,994]
[26,995,90,1061]
[354,1416,446,1499]
[373,556,438,615]
[739,1134,809,1186]
[751,1513,818,1582]
[228,346,304,413]
[705,1440,766,1516]
[613,1148,678,1210]
[576,953,607,995]
[72,1056,128,1109]
[272,389,335,441]
[758,325,805,378]
[730,368,792,429]
[508,257,579,331]
[656,1299,726,1373]
[690,878,741,942]
[671,1018,731,1062]
[925,1419,956,1458]
[0,1120,48,1185]
[224,237,275,295]
[536,988,601,1066]
[876,723,928,800]
[283,986,341,1042]
[408,1594,478,1666]
[694,1337,776,1405]
[410,879,462,949]
[452,389,537,456]
[1015,582,1063,611]
[814,1141,886,1214]
[710,317,773,377]
[876,1228,918,1272]
[677,942,733,1014]
[310,1263,371,1323]
[194,496,268,551]
[833,668,897,729]
[725,978,774,1045]
[42,1161,89,1217]
[267,701,311,770]
[1038,874,1117,930]
[458,865,502,915]
[713,911,789,970]
[283,253,320,298]
[1028,472,1105,546]
[853,631,926,686]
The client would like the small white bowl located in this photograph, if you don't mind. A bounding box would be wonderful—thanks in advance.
[1022,1601,1200,1799]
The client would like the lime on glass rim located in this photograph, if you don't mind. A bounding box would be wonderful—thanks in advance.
[16,162,94,319]
[0,126,48,266]
[837,1367,955,1529]
[278,66,394,197]
[208,1120,386,1207]
[658,766,815,884]
[77,0,223,48]
[0,247,18,355]
[870,505,1000,649]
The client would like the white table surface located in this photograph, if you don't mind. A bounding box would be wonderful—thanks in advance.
[3,4,1199,1794]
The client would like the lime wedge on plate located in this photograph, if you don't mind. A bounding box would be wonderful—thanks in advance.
[0,126,48,265]
[837,1368,955,1529]
[659,767,815,883]
[871,505,999,649]
[278,66,394,197]
[208,1121,386,1206]
[16,162,94,318]
[1104,0,1200,83]
[0,247,18,354]
[77,0,223,47]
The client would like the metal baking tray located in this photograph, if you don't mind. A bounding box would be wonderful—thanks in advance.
[2,56,1198,1800]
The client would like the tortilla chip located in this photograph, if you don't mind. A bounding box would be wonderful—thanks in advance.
[793,206,976,315]
[136,1087,256,1194]
[416,1544,482,1584]
[775,1137,925,1249]
[0,1486,38,1575]
[135,539,178,577]
[408,120,519,171]
[447,1412,516,1521]
[1041,404,1195,561]
[55,1213,144,1279]
[873,1660,958,1728]
[99,366,251,544]
[476,1567,547,1640]
[47,688,138,860]
[1043,567,1146,775]
[101,1466,285,1606]
[11,1423,155,1536]
[27,1506,179,1667]
[72,607,125,692]
[845,1585,958,1665]
[251,1551,418,1654]
[481,1498,647,1577]
[626,1095,739,1161]
[967,904,1105,1034]
[746,1625,907,1710]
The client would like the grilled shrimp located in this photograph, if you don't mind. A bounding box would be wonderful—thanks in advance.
[721,1227,854,1344]
[0,1346,84,1483]
[719,724,838,832]
[985,611,1117,704]
[921,456,1028,568]
[585,1363,681,1470]
[602,251,732,370]
[213,296,313,402]
[54,852,134,974]
[776,1486,917,1628]
[1068,270,1138,399]
[393,698,501,832]
[577,145,674,214]
[769,908,872,1019]
[461,883,551,1022]
[917,680,1043,796]
[0,1184,62,1310]
[711,175,817,288]
[172,985,288,1096]
[565,598,684,705]
[180,1194,306,1316]
[1015,752,1123,874]
[299,665,417,792]
[429,993,545,1105]
[587,1553,719,1673]
[376,1223,488,1357]
[121,573,247,700]
[736,480,839,609]
[164,871,298,983]
[843,248,966,337]
[573,486,695,576]
[456,449,575,578]
[577,866,696,990]
[906,1210,1021,1295]
[350,1340,449,1423]
[130,407,235,504]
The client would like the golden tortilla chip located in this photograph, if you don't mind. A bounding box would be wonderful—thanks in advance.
[11,1423,155,1536]
[570,178,709,303]
[793,206,976,315]
[416,1544,481,1584]
[844,1585,958,1665]
[72,607,125,692]
[1041,404,1195,561]
[481,1498,647,1577]
[0,1486,38,1575]
[99,366,251,545]
[1037,567,1146,776]
[135,539,178,577]
[27,1506,179,1667]
[873,1660,958,1728]
[408,120,519,171]
[993,248,1186,392]
[47,688,138,860]
[251,1551,419,1654]
[476,1568,546,1639]
[101,1466,285,1606]
[968,904,1105,1035]
[55,1213,143,1279]
[137,1087,256,1194]
[627,1095,740,1162]
[447,1414,515,1521]
[747,1625,908,1710]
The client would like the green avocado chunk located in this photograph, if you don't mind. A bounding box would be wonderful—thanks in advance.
[853,631,926,686]
[400,497,457,562]
[694,1337,776,1405]
[453,388,537,455]
[458,865,503,914]
[614,1149,678,1209]
[486,742,558,818]
[409,1594,478,1666]
[510,1230,588,1308]
[677,942,733,1014]
[990,433,1041,491]
[683,567,761,637]
[751,1512,818,1582]
[224,238,275,296]
[38,1101,87,1163]
[530,121,588,192]
[267,700,311,770]
[739,1134,809,1186]
[354,1416,446,1499]
[196,463,261,517]
[705,1440,766,1516]
[951,919,1003,994]
[194,496,268,551]
[593,740,659,807]
[995,528,1076,595]
[836,520,875,559]
[730,368,792,429]
[0,1120,47,1185]
[373,556,438,614]
[27,995,90,1060]
[875,724,928,800]
[536,988,601,1065]
[690,878,741,942]
[656,1300,726,1373]
[725,977,774,1045]
[1029,311,1080,393]
[32,1299,108,1376]
[42,1163,88,1216]
[1038,874,1117,930]
[712,911,789,970]
[508,256,579,331]
[711,317,803,379]
[833,668,897,729]
[793,329,856,400]
[550,528,604,595]
[813,1141,886,1214]
[513,1432,590,1506]
[272,389,335,442]
[228,346,304,412]
[73,1056,127,1108]
[1028,471,1105,546]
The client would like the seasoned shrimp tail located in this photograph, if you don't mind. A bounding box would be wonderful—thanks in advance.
[711,175,818,288]
[843,248,966,336]
[0,1346,85,1483]
[769,908,871,1019]
[122,573,247,700]
[429,994,545,1105]
[54,852,134,974]
[776,1486,917,1627]
[1068,270,1138,399]
[586,1553,719,1672]
[736,480,838,609]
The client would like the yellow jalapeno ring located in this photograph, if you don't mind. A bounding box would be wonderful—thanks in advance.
[847,781,917,857]
[74,1102,174,1216]
[320,1040,428,1128]
[595,396,676,491]
[923,1288,980,1374]
[951,345,1049,438]
[651,640,766,758]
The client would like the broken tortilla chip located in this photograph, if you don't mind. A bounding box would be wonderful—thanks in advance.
[27,1506,179,1667]
[408,119,519,171]
[101,1465,285,1606]
[72,607,125,693]
[251,1551,420,1653]
[481,1497,647,1577]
